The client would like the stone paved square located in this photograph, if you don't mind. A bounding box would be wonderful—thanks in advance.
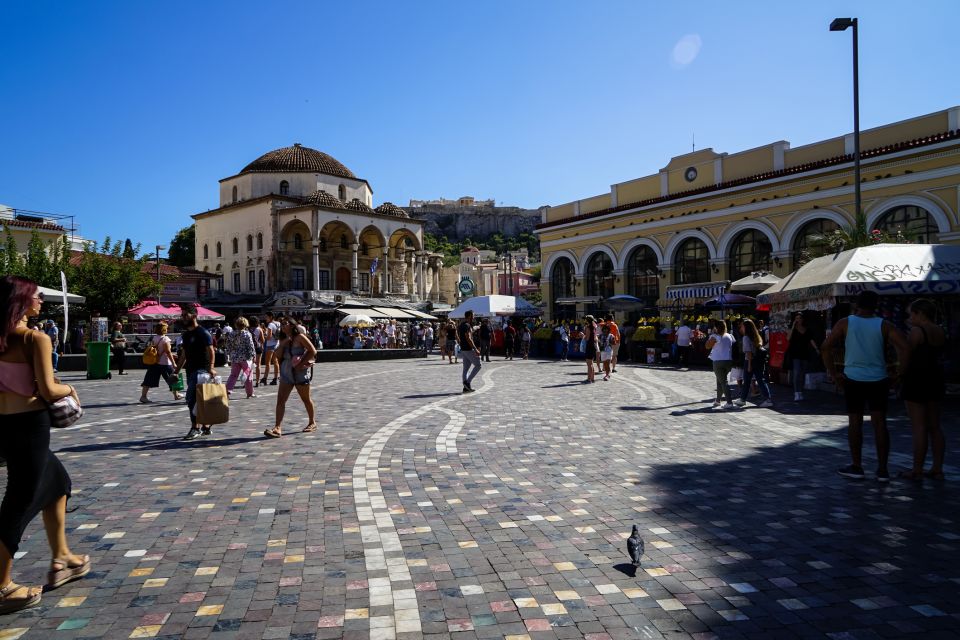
[1,357,958,639]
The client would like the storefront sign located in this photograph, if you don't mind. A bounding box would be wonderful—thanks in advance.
[162,282,198,302]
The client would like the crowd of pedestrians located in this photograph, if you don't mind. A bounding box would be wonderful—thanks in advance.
[0,275,952,615]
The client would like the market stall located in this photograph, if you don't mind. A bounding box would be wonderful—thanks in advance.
[758,243,960,383]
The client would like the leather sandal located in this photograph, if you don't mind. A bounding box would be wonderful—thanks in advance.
[264,427,282,438]
[46,555,90,590]
[0,582,42,614]
[302,423,317,433]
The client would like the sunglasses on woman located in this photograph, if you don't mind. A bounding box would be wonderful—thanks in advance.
[34,291,45,302]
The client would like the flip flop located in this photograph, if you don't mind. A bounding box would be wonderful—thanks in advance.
[46,555,90,590]
[263,427,282,438]
[0,582,42,614]
[302,424,317,433]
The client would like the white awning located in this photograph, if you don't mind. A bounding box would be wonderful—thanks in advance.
[336,306,389,318]
[666,282,727,300]
[404,309,439,320]
[370,307,417,319]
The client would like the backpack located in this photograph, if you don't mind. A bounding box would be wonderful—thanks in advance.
[142,337,159,365]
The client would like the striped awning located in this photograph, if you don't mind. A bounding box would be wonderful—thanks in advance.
[666,282,727,300]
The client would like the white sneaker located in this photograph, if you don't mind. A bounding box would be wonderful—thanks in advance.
[712,401,722,409]
[758,399,774,408]
[722,402,736,410]
[794,392,801,401]
[733,399,746,407]
[797,392,804,400]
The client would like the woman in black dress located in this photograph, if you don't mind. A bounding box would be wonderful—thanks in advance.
[0,276,90,614]
[898,299,946,481]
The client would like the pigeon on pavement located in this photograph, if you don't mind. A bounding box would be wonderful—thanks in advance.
[626,525,644,566]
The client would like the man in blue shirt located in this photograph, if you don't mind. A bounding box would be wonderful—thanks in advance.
[822,291,908,482]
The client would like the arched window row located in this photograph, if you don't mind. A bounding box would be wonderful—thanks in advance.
[673,239,710,285]
[585,253,614,299]
[626,245,659,301]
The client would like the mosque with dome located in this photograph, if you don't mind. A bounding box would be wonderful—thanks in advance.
[192,144,447,309]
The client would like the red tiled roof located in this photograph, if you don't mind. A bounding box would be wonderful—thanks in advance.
[1,217,65,232]
[241,143,357,179]
[537,128,960,231]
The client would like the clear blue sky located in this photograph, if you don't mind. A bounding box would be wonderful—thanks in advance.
[1,1,957,252]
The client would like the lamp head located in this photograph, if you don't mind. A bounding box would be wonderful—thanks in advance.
[830,17,854,31]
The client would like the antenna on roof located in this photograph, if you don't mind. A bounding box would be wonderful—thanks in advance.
[692,133,696,152]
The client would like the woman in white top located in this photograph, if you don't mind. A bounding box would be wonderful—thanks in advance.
[139,322,180,403]
[705,319,736,409]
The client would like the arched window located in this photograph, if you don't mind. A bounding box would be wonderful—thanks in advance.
[793,218,840,266]
[585,253,614,299]
[279,180,290,196]
[203,244,209,260]
[340,234,348,249]
[246,235,253,251]
[875,205,939,243]
[550,258,575,319]
[728,230,772,281]
[673,238,710,284]
[231,185,238,203]
[293,233,303,251]
[338,184,346,201]
[258,269,265,292]
[626,246,659,302]
[257,232,263,250]
[232,237,239,254]
[216,242,222,258]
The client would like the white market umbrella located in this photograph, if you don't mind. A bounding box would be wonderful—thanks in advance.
[449,295,517,318]
[38,285,85,304]
[758,243,960,307]
[729,272,781,292]
[339,313,376,328]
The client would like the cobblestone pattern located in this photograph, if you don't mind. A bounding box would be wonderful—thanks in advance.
[0,358,957,639]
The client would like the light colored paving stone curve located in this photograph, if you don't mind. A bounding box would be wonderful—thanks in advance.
[434,364,500,454]
[350,364,503,637]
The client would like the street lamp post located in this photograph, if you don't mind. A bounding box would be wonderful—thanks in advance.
[155,244,167,306]
[830,17,861,222]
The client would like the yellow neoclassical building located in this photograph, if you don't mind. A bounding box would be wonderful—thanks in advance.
[536,106,960,320]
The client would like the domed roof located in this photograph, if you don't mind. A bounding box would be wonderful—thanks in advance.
[241,143,356,179]
[345,198,374,213]
[303,190,345,209]
[462,245,480,252]
[374,202,409,218]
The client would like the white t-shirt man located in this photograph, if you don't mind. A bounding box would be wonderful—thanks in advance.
[265,321,280,348]
[675,325,692,347]
[558,325,569,343]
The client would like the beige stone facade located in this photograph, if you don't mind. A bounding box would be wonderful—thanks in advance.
[537,107,960,320]
[191,145,447,303]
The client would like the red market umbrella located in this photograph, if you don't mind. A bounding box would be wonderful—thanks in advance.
[127,301,225,321]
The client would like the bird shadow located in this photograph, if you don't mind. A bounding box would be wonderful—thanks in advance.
[613,563,638,578]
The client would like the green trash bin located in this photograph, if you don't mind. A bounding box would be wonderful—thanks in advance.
[86,341,112,380]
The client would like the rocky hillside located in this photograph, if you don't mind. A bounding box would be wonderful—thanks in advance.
[406,205,541,241]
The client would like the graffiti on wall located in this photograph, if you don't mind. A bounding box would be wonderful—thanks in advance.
[844,261,960,282]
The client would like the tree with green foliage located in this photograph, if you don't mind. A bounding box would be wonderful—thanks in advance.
[122,238,136,259]
[67,237,156,321]
[2,226,22,275]
[168,224,196,267]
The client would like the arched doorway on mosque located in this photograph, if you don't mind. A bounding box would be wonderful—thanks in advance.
[335,267,352,291]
